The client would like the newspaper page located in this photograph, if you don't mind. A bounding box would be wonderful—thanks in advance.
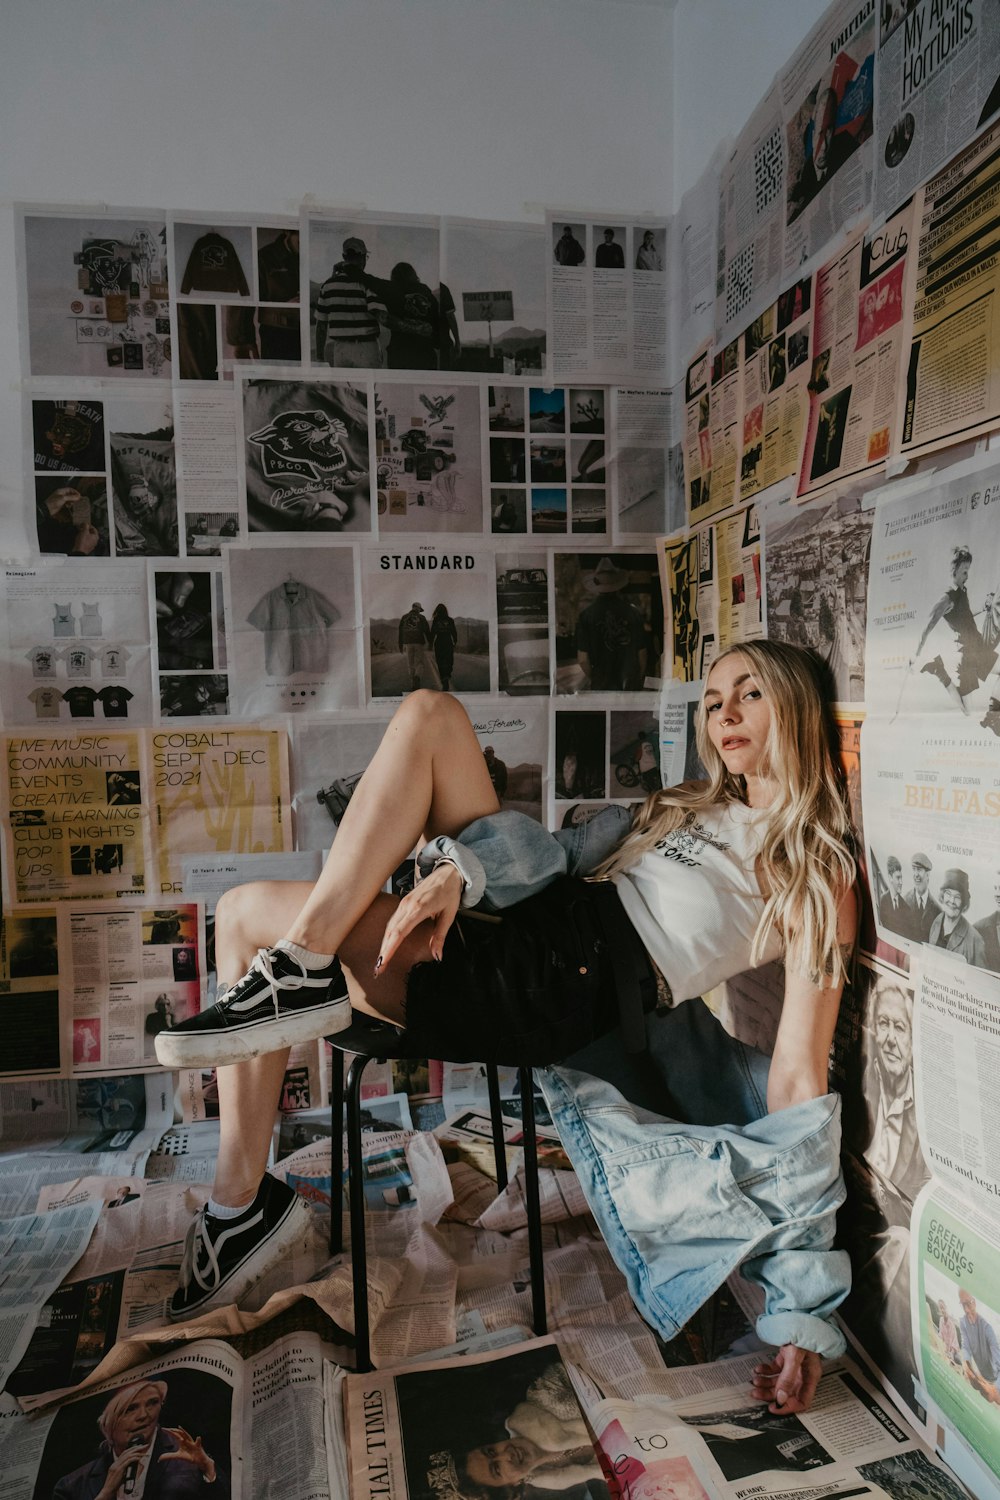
[612,387,675,539]
[0,1202,103,1393]
[863,452,1000,960]
[874,0,1000,225]
[494,552,552,698]
[0,1072,171,1171]
[174,387,243,551]
[441,217,547,376]
[1,730,148,904]
[488,382,614,542]
[63,902,202,1076]
[344,1337,610,1500]
[661,533,716,684]
[171,210,303,382]
[716,84,788,349]
[17,207,171,380]
[288,717,393,852]
[713,505,762,652]
[672,146,725,381]
[780,0,876,279]
[304,208,441,374]
[225,544,361,717]
[684,338,740,528]
[1,558,153,730]
[659,680,705,788]
[364,546,496,699]
[148,725,290,896]
[899,117,1000,457]
[1,907,61,1078]
[547,213,669,383]
[798,202,915,496]
[738,277,813,504]
[14,1341,240,1500]
[239,375,372,538]
[150,557,230,721]
[374,378,484,535]
[762,482,876,705]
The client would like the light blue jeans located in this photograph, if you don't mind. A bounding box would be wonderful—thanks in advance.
[419,807,850,1356]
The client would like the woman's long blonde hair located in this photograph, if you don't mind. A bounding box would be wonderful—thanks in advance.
[598,640,856,986]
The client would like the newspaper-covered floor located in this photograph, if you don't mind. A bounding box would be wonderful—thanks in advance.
[0,1068,973,1500]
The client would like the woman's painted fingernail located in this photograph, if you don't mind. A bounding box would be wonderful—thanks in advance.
[374,955,383,977]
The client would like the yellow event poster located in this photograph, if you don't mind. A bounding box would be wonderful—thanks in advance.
[3,731,147,901]
[149,727,291,895]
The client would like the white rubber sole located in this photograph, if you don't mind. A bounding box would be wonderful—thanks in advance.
[154,994,352,1070]
[168,1193,315,1322]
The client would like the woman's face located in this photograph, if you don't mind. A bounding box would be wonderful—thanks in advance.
[703,653,772,779]
[464,1438,542,1486]
[953,559,971,587]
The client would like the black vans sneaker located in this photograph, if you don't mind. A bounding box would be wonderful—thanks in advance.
[154,945,351,1069]
[169,1175,314,1321]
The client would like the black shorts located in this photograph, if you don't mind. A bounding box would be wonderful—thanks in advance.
[402,876,658,1066]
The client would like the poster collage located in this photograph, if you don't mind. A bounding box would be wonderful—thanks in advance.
[4,0,1000,1489]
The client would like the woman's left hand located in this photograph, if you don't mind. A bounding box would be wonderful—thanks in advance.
[750,1344,822,1413]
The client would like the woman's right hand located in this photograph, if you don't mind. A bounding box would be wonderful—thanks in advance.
[96,1444,147,1499]
[376,862,464,973]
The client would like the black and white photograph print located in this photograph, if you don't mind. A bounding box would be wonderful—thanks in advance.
[374,382,483,534]
[491,489,527,535]
[634,226,666,273]
[677,1397,831,1482]
[20,212,170,379]
[594,225,627,269]
[552,223,587,268]
[569,388,606,433]
[571,489,606,535]
[154,570,216,671]
[555,710,607,800]
[242,377,370,535]
[227,544,360,716]
[443,220,547,374]
[185,511,241,556]
[857,1451,970,1500]
[609,709,662,795]
[366,549,493,699]
[159,674,230,718]
[307,213,441,372]
[469,702,546,822]
[488,386,526,432]
[496,553,550,696]
[30,1367,233,1500]
[554,552,663,694]
[35,475,111,558]
[108,396,178,557]
[221,302,301,367]
[764,490,873,703]
[32,397,106,473]
[174,219,252,299]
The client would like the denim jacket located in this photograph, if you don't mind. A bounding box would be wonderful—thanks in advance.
[418,807,849,1356]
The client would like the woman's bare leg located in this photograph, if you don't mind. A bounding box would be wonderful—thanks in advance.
[210,692,499,1204]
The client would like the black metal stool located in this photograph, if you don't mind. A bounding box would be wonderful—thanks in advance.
[327,1013,547,1371]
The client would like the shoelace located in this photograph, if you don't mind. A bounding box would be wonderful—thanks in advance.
[178,1210,222,1293]
[218,947,309,1016]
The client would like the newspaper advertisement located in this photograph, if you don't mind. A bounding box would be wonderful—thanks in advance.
[18,208,170,380]
[172,211,302,382]
[1,559,153,730]
[780,0,876,278]
[874,0,1000,225]
[495,552,551,697]
[553,552,663,695]
[738,277,813,503]
[900,118,1000,456]
[239,376,371,537]
[304,208,441,374]
[64,902,202,1076]
[1,907,61,1078]
[343,1337,610,1500]
[151,559,230,721]
[612,387,674,539]
[762,483,876,704]
[2,730,147,904]
[863,452,1000,958]
[548,213,669,383]
[660,533,715,684]
[149,725,290,896]
[225,545,361,717]
[441,217,547,376]
[799,202,914,496]
[592,1360,969,1500]
[683,339,740,529]
[365,547,495,699]
[375,380,484,534]
[713,504,762,652]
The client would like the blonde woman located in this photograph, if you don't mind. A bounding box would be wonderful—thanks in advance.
[157,642,856,1413]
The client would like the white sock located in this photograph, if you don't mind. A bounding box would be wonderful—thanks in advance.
[275,937,336,968]
[206,1194,252,1219]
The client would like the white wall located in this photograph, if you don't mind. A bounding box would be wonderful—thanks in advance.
[0,0,675,544]
[671,0,830,204]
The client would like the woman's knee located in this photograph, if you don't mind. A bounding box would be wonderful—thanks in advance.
[214,881,274,949]
[393,688,468,738]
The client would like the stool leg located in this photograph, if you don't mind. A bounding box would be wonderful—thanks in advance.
[329,1051,344,1255]
[486,1063,508,1192]
[518,1065,546,1336]
[346,1053,372,1372]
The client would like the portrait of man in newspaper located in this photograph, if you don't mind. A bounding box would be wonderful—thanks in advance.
[34,1372,231,1500]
